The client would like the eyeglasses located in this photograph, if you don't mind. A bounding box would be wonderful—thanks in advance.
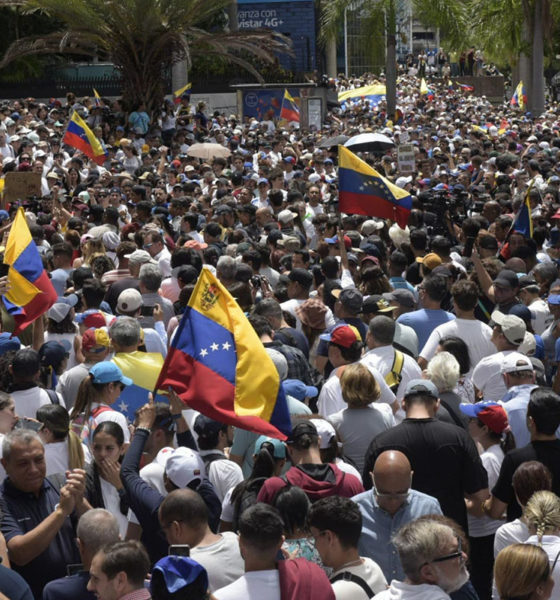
[143,243,154,249]
[424,537,464,566]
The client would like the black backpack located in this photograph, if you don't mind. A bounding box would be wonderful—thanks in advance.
[201,452,227,471]
[231,477,268,532]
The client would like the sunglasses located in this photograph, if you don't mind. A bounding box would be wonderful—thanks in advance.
[424,537,464,566]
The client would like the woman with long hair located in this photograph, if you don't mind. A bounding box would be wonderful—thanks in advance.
[523,491,560,592]
[37,403,86,475]
[86,421,131,537]
[494,544,554,600]
[70,361,132,446]
[73,236,106,269]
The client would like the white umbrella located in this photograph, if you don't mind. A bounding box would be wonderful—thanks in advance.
[187,143,231,160]
[344,133,395,153]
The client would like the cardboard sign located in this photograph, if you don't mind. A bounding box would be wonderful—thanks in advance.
[397,144,415,173]
[3,172,42,207]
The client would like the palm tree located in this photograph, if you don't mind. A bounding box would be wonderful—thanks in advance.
[319,0,468,117]
[468,0,557,115]
[0,0,292,114]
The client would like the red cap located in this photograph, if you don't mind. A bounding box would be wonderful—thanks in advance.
[320,324,362,348]
[551,210,560,220]
[478,405,509,434]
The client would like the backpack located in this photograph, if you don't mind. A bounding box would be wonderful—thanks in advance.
[330,571,376,598]
[231,477,268,532]
[384,350,404,394]
[71,405,114,442]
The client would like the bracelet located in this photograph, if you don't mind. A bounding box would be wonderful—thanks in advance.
[171,413,182,420]
[136,426,152,434]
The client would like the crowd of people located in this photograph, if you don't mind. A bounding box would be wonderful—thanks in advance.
[0,73,557,600]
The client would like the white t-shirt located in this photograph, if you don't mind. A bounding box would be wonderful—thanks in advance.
[317,365,396,418]
[200,451,244,503]
[525,535,560,594]
[468,444,504,537]
[361,346,422,401]
[12,387,65,419]
[99,476,131,537]
[191,532,245,592]
[331,557,387,600]
[494,518,529,558]
[472,351,516,402]
[214,569,280,600]
[420,318,495,371]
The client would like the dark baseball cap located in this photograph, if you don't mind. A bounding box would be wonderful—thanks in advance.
[382,289,416,309]
[332,288,363,313]
[286,421,318,445]
[493,269,519,289]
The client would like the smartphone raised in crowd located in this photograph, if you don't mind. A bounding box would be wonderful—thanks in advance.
[140,305,155,317]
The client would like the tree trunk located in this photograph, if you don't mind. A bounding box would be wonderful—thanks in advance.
[326,37,337,78]
[531,0,544,115]
[385,0,397,120]
[227,0,238,32]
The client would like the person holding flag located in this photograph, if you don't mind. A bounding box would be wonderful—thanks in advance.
[63,111,108,166]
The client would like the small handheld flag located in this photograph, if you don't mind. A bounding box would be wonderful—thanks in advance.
[155,268,291,439]
[93,88,102,107]
[2,208,57,334]
[513,187,533,238]
[62,111,107,166]
[458,83,474,92]
[420,78,434,100]
[338,145,412,229]
[510,81,527,111]
[280,89,300,123]
[173,82,192,105]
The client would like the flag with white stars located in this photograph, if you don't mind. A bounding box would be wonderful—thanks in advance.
[155,267,291,439]
[338,145,412,229]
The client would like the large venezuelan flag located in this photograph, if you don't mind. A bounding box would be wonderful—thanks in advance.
[280,89,300,123]
[63,111,107,166]
[338,145,412,229]
[3,208,57,334]
[112,350,165,422]
[156,268,291,439]
[338,84,386,110]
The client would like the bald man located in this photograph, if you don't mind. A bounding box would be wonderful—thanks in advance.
[351,450,443,582]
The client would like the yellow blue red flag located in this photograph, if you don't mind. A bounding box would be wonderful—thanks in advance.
[511,81,527,111]
[156,268,291,439]
[93,88,102,107]
[3,207,57,334]
[338,84,386,110]
[420,78,434,100]
[173,82,192,104]
[338,146,412,229]
[280,89,300,123]
[63,111,107,166]
[112,350,164,421]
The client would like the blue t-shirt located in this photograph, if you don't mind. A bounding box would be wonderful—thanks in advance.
[397,309,456,350]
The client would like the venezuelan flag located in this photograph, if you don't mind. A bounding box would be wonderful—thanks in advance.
[93,88,102,107]
[447,79,454,90]
[112,350,164,422]
[2,208,57,334]
[338,84,386,110]
[514,189,533,238]
[63,111,107,166]
[173,82,192,105]
[498,118,509,135]
[156,268,291,439]
[458,83,474,92]
[280,89,300,123]
[510,81,527,111]
[338,145,412,229]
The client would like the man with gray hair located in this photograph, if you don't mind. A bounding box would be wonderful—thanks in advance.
[43,509,120,600]
[138,263,174,327]
[0,430,90,599]
[216,255,237,287]
[376,518,470,599]
[361,315,422,402]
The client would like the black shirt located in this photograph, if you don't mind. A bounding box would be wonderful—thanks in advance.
[362,418,488,533]
[492,440,560,521]
[104,277,140,313]
[0,477,81,600]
